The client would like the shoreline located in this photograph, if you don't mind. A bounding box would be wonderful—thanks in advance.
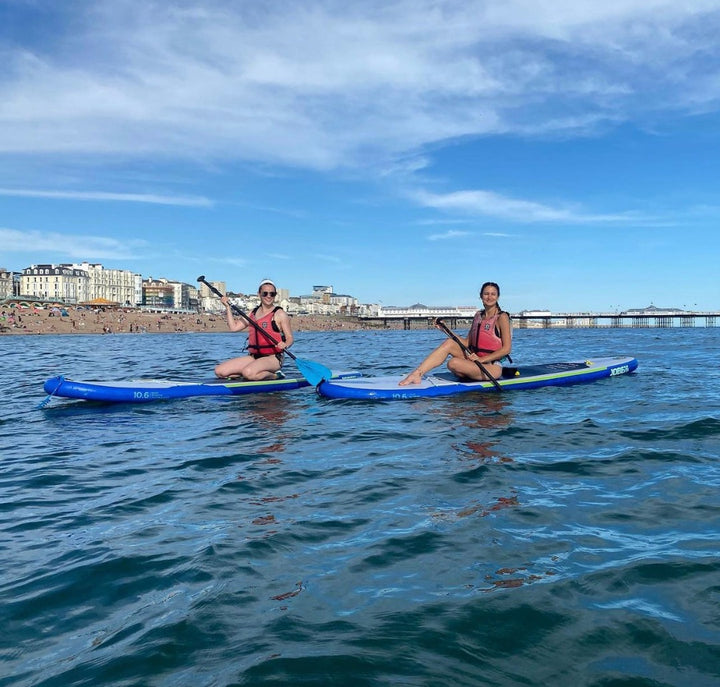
[0,310,635,335]
[0,310,390,336]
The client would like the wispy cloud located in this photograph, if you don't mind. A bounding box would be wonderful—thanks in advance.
[426,227,513,240]
[413,189,633,223]
[427,229,473,240]
[0,188,212,207]
[0,228,149,259]
[1,1,718,172]
[315,253,343,263]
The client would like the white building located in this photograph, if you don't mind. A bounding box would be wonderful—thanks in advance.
[378,304,478,318]
[20,264,90,302]
[518,309,552,317]
[198,280,226,311]
[312,285,333,299]
[69,262,142,305]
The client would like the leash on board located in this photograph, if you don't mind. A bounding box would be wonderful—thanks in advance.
[37,376,64,409]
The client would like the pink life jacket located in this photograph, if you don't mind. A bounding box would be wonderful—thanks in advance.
[248,306,285,357]
[468,311,503,355]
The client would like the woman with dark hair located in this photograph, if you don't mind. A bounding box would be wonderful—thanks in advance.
[399,282,512,386]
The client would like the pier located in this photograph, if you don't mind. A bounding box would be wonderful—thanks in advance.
[358,309,720,330]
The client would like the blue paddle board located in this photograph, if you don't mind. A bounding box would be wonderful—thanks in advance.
[43,370,360,403]
[316,357,638,400]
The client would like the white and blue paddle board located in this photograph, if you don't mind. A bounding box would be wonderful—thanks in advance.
[316,357,638,401]
[43,370,360,403]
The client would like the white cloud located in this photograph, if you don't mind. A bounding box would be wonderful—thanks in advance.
[1,0,719,171]
[427,229,473,240]
[413,188,633,223]
[0,188,212,206]
[0,228,149,259]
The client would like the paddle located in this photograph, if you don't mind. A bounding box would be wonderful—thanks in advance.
[435,318,503,391]
[197,276,332,385]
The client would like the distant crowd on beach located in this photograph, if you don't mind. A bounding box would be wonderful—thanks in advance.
[0,307,386,336]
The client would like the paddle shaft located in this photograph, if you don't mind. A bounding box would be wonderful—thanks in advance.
[435,318,503,391]
[197,276,298,361]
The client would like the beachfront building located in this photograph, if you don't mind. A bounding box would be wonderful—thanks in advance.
[0,268,19,299]
[197,283,278,314]
[181,280,364,317]
[298,289,338,315]
[67,262,142,306]
[17,262,140,306]
[296,297,335,315]
[313,285,333,301]
[291,285,360,315]
[186,284,200,311]
[198,280,227,312]
[171,281,198,311]
[142,277,176,309]
[141,277,198,311]
[356,302,380,317]
[20,264,90,303]
[328,293,359,315]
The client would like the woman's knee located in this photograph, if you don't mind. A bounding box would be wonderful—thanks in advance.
[447,357,463,374]
[433,340,456,358]
[244,363,277,381]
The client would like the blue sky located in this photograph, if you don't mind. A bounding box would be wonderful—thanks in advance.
[1,0,719,313]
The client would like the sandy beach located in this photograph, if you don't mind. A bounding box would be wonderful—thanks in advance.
[0,308,392,336]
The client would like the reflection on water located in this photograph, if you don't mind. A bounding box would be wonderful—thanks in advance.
[426,394,521,548]
[432,392,514,464]
[229,393,297,458]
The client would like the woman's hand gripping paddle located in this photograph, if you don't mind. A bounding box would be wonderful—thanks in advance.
[197,276,333,385]
[435,318,503,391]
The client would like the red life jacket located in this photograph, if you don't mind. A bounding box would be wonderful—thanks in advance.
[468,311,504,355]
[248,306,285,357]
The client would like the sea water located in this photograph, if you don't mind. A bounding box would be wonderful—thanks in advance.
[1,327,719,686]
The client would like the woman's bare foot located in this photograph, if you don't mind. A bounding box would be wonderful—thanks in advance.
[399,369,424,386]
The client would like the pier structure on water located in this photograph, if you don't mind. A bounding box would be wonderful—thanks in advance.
[358,305,719,330]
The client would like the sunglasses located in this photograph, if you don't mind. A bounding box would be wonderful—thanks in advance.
[261,291,277,297]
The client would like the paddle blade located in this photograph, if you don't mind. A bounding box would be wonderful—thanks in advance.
[295,358,332,386]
